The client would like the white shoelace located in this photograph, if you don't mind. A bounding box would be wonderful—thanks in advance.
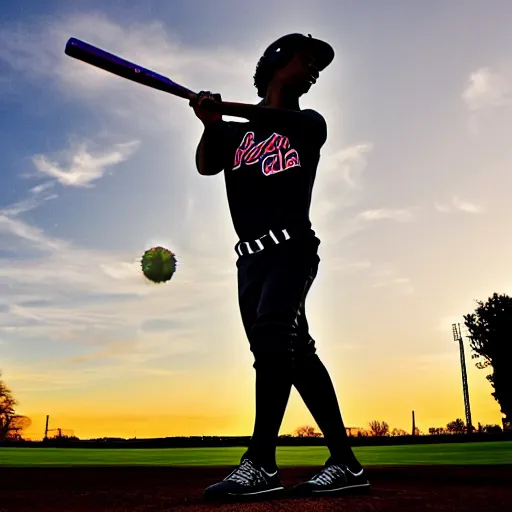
[225,459,266,486]
[310,464,347,485]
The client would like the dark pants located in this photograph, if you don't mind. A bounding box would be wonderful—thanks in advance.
[237,236,320,367]
[236,235,361,470]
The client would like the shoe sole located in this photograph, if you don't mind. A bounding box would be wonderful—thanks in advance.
[204,485,285,502]
[293,482,372,496]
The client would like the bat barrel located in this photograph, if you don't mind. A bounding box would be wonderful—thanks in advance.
[65,38,197,101]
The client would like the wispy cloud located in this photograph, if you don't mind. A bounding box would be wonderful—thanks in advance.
[31,140,140,187]
[313,143,373,229]
[358,208,413,222]
[326,143,373,190]
[453,196,483,214]
[463,67,512,112]
[462,66,512,133]
[0,182,57,216]
[435,196,483,214]
[370,265,414,295]
[0,208,234,387]
[372,276,414,295]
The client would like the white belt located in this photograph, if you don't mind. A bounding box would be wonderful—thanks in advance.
[235,228,292,256]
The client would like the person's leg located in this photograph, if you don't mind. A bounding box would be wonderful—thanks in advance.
[293,353,362,471]
[288,255,369,495]
[288,259,362,470]
[236,253,292,472]
[244,239,321,471]
[204,254,286,499]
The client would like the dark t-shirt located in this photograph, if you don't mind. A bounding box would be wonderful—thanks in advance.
[217,109,327,241]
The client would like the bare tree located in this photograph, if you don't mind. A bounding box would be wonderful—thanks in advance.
[0,371,17,440]
[368,420,390,437]
[294,425,323,438]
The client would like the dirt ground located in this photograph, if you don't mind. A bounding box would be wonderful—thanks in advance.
[0,465,511,512]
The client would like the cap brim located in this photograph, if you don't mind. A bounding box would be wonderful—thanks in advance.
[305,37,335,71]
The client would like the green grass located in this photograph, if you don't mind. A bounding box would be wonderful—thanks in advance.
[0,442,511,467]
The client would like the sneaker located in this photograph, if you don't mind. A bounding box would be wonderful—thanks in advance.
[293,460,371,496]
[204,458,284,500]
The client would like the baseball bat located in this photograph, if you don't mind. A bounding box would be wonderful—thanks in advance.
[64,38,260,121]
[65,37,198,101]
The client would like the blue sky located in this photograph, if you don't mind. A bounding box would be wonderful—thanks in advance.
[1,0,512,438]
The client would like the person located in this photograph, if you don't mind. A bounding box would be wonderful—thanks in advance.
[190,33,370,500]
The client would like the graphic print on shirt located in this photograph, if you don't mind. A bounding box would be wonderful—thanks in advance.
[233,131,300,176]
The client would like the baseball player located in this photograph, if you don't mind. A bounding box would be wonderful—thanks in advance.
[191,33,370,499]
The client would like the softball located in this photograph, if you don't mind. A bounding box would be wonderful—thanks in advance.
[141,246,177,283]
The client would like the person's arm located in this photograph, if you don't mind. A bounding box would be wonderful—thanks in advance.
[195,120,229,176]
[191,92,230,176]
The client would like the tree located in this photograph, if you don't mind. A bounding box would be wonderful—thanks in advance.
[464,293,512,425]
[446,418,466,434]
[294,425,322,438]
[482,424,502,434]
[0,371,18,441]
[368,420,390,437]
[428,427,446,435]
[5,415,31,440]
[391,428,408,436]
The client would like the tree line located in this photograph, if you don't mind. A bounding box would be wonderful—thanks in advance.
[293,418,503,439]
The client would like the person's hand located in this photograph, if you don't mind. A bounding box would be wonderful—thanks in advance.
[190,91,222,126]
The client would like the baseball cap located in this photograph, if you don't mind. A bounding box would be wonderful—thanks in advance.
[263,33,335,71]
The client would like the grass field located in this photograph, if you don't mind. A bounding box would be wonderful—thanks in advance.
[0,441,511,467]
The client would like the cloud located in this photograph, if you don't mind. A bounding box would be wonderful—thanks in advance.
[372,276,414,295]
[453,196,483,214]
[326,143,373,190]
[0,181,58,216]
[0,215,66,251]
[31,140,140,187]
[330,260,372,274]
[462,67,512,133]
[0,12,359,398]
[462,67,512,112]
[358,208,413,222]
[434,201,451,213]
[435,196,483,214]
[0,212,235,388]
[0,13,256,133]
[0,152,235,392]
[313,143,373,224]
[370,266,414,295]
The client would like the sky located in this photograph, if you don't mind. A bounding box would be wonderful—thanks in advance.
[1,0,511,440]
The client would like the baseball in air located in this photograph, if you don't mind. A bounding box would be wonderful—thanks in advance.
[141,246,177,283]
